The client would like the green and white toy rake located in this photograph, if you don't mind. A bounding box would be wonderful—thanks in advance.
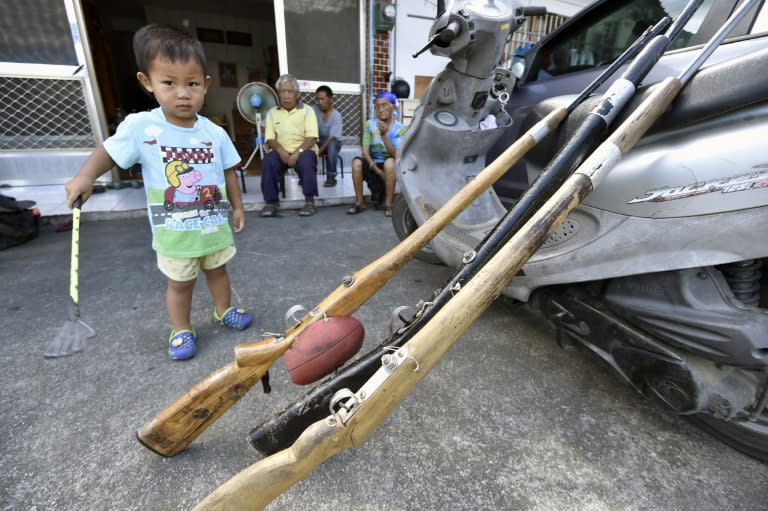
[44,197,96,358]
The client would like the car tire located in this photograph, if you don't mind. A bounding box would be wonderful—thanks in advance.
[688,412,768,462]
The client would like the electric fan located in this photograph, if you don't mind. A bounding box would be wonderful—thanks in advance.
[235,82,279,169]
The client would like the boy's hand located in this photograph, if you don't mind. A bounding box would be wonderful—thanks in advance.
[64,146,115,208]
[231,208,246,233]
[64,175,95,209]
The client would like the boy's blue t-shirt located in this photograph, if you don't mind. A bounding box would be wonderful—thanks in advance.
[104,108,241,258]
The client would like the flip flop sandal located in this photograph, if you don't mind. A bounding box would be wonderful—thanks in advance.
[260,204,278,217]
[298,204,316,217]
[384,207,393,217]
[346,204,366,215]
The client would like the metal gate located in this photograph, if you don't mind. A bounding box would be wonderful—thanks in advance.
[0,0,107,186]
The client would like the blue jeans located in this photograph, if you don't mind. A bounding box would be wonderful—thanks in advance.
[319,137,341,179]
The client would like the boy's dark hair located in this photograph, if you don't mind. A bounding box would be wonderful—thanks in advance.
[316,85,333,97]
[133,24,208,75]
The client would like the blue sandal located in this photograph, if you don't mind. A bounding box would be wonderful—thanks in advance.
[168,329,197,360]
[213,307,253,330]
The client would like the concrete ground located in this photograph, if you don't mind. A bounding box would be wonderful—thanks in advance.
[1,207,766,510]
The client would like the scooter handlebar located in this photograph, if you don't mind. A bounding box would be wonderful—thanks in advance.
[519,6,546,17]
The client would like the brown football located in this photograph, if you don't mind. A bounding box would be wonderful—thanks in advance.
[284,316,365,385]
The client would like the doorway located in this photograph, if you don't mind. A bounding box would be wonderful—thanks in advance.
[79,0,278,169]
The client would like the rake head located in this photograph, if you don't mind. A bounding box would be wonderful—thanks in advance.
[44,196,96,359]
[44,317,96,358]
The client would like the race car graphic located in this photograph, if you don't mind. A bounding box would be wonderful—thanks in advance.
[162,159,222,211]
[163,183,222,211]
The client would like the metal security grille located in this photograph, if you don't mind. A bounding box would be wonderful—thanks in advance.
[0,76,98,151]
[300,91,362,145]
[504,13,569,62]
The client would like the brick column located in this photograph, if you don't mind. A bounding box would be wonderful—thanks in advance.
[373,31,390,94]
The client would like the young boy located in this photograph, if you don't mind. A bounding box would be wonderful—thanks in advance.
[64,24,252,361]
[347,91,406,217]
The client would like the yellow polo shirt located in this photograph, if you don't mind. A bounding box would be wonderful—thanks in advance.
[264,103,319,153]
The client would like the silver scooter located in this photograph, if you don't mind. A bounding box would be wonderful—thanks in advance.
[244,0,768,462]
[395,0,768,460]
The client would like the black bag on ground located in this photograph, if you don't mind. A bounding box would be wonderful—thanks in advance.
[0,194,40,250]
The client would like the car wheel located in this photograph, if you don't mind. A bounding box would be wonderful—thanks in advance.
[390,194,444,265]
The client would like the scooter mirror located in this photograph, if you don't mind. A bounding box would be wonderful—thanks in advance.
[511,54,527,79]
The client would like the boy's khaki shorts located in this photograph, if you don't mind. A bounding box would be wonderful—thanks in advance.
[157,245,236,282]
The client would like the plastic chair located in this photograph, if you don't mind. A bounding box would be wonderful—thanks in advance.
[278,170,288,198]
[319,153,344,178]
[277,168,300,199]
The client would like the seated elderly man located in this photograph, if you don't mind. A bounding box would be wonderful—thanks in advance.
[260,74,319,217]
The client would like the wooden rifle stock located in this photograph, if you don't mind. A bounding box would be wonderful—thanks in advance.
[193,419,343,510]
[194,0,760,494]
[136,338,281,456]
[136,109,566,456]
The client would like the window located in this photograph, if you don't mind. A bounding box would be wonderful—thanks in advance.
[752,3,768,33]
[281,0,360,83]
[0,0,78,65]
[526,0,718,82]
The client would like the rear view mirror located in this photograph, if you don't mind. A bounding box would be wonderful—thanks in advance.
[511,54,527,79]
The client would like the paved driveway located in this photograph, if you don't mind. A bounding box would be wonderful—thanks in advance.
[1,206,766,510]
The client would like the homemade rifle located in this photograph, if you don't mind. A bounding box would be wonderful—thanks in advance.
[192,2,759,507]
[137,4,665,457]
[248,8,695,453]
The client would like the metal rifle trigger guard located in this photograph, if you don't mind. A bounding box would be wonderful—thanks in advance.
[413,299,433,321]
[260,372,271,394]
[388,305,412,336]
[283,304,311,329]
[330,388,360,415]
